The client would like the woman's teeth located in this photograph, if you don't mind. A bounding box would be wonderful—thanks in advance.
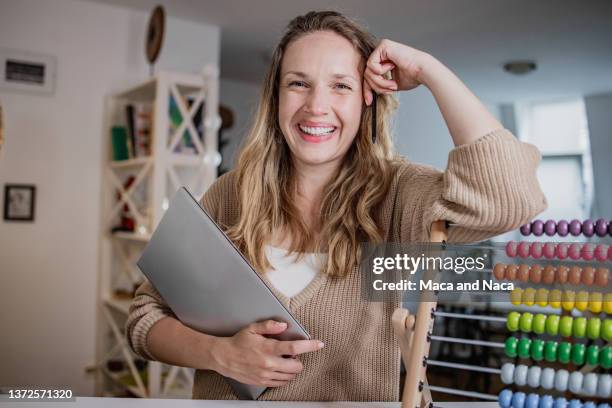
[298,124,336,135]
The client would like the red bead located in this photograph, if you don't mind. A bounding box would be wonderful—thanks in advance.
[518,242,531,258]
[506,241,517,257]
[609,245,612,261]
[543,242,556,259]
[595,245,608,262]
[568,243,582,260]
[530,242,543,258]
[581,244,595,261]
[555,243,568,259]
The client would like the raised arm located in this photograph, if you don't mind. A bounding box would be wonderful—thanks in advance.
[363,39,502,146]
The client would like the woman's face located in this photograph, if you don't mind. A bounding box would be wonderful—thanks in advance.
[278,30,364,170]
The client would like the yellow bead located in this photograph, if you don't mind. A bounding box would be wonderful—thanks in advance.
[511,288,523,306]
[549,289,562,309]
[604,293,612,315]
[562,290,575,311]
[589,292,602,313]
[536,288,549,307]
[576,291,589,312]
[523,287,536,306]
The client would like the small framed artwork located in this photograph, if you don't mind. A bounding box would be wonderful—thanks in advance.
[3,184,36,222]
[0,48,56,95]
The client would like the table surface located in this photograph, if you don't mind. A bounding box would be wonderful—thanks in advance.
[0,397,498,408]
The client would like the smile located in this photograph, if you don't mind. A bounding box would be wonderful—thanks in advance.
[296,123,338,143]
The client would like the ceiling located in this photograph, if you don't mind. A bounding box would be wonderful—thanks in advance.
[86,0,612,103]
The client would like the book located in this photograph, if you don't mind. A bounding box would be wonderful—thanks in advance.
[111,126,129,161]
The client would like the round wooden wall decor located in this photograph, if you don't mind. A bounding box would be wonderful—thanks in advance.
[146,5,165,65]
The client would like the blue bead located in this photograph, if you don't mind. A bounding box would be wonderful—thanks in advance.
[540,395,554,408]
[583,403,596,408]
[554,398,568,408]
[527,393,540,408]
[597,404,610,408]
[512,392,527,408]
[569,399,582,408]
[499,389,513,408]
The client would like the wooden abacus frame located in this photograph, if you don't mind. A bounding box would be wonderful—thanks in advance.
[393,220,448,408]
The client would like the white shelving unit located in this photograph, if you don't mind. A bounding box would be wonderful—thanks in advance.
[94,67,221,398]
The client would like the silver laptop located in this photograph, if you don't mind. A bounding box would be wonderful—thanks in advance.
[136,187,310,400]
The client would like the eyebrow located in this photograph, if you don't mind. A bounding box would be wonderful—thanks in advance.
[283,70,358,82]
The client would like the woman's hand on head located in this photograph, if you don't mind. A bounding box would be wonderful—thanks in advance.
[363,39,433,105]
[208,319,324,387]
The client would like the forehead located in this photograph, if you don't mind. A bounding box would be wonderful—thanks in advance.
[281,31,363,76]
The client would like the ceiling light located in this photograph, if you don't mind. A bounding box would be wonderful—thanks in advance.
[503,60,537,75]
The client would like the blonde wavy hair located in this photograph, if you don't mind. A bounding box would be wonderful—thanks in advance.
[226,11,400,277]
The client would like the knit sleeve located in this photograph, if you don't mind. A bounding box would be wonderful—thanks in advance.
[124,175,228,361]
[398,128,547,243]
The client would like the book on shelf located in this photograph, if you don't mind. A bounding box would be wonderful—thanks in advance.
[122,103,153,160]
[111,126,129,161]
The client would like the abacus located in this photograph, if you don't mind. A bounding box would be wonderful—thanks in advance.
[393,219,611,408]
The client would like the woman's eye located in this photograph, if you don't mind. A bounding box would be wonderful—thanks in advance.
[335,83,352,90]
[288,81,306,87]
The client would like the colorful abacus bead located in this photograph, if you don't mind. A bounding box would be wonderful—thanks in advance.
[546,315,560,336]
[545,341,558,362]
[554,398,567,408]
[556,243,569,260]
[568,400,582,408]
[518,242,531,258]
[586,318,600,340]
[602,319,612,341]
[583,373,598,396]
[531,339,545,361]
[518,338,532,358]
[582,219,595,237]
[555,369,569,392]
[557,220,569,236]
[586,345,599,366]
[501,362,515,384]
[526,393,540,408]
[505,337,518,357]
[507,311,521,331]
[530,242,543,258]
[520,223,532,236]
[506,241,518,257]
[513,392,527,408]
[540,395,554,408]
[602,346,612,369]
[571,343,586,365]
[573,317,587,338]
[520,312,534,332]
[560,316,574,337]
[515,364,528,386]
[568,371,584,394]
[533,314,547,334]
[569,243,582,260]
[597,374,611,398]
[544,220,557,236]
[569,219,582,236]
[558,342,572,364]
[528,367,542,388]
[532,220,544,236]
[595,244,608,262]
[595,218,608,237]
[541,367,555,389]
[499,389,513,408]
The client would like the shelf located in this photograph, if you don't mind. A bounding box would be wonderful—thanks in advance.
[110,157,153,169]
[114,77,157,102]
[101,366,147,398]
[169,153,205,167]
[111,231,151,242]
[104,296,132,315]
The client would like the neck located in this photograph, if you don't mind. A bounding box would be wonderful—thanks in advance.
[292,158,340,204]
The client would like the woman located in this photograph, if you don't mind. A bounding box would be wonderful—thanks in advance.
[126,11,546,401]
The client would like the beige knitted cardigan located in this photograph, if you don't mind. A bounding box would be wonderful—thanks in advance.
[125,129,547,401]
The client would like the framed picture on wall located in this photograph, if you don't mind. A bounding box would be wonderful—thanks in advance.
[0,48,56,95]
[3,184,36,222]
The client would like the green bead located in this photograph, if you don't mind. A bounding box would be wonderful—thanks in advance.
[559,316,574,337]
[602,319,612,342]
[571,343,586,365]
[601,346,612,369]
[505,337,518,358]
[507,311,521,332]
[586,345,599,366]
[587,318,601,340]
[531,339,545,361]
[573,317,587,338]
[544,341,558,362]
[533,314,547,334]
[518,337,532,358]
[520,312,534,333]
[558,341,572,363]
[546,315,560,335]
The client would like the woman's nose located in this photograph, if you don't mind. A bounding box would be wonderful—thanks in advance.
[303,86,330,115]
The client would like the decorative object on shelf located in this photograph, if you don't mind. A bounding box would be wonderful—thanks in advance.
[0,48,56,95]
[111,126,129,161]
[145,5,165,76]
[3,184,36,222]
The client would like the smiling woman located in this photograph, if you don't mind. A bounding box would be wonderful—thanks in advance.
[126,10,547,402]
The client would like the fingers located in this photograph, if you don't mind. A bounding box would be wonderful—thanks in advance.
[272,356,304,374]
[248,320,288,336]
[365,69,397,94]
[272,339,324,357]
[363,80,373,106]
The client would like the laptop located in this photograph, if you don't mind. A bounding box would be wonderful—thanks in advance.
[136,187,310,400]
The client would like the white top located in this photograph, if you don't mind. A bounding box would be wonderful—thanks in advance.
[264,245,326,298]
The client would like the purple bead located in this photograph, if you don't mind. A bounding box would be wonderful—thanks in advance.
[557,220,569,236]
[544,220,557,236]
[520,223,532,236]
[532,220,544,236]
[595,219,608,237]
[582,219,594,237]
[609,221,612,236]
[569,219,582,236]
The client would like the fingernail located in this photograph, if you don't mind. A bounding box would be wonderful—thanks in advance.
[276,322,287,327]
[318,341,325,348]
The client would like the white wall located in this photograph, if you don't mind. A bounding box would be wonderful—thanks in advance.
[0,0,219,395]
[219,78,261,172]
[585,91,612,219]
